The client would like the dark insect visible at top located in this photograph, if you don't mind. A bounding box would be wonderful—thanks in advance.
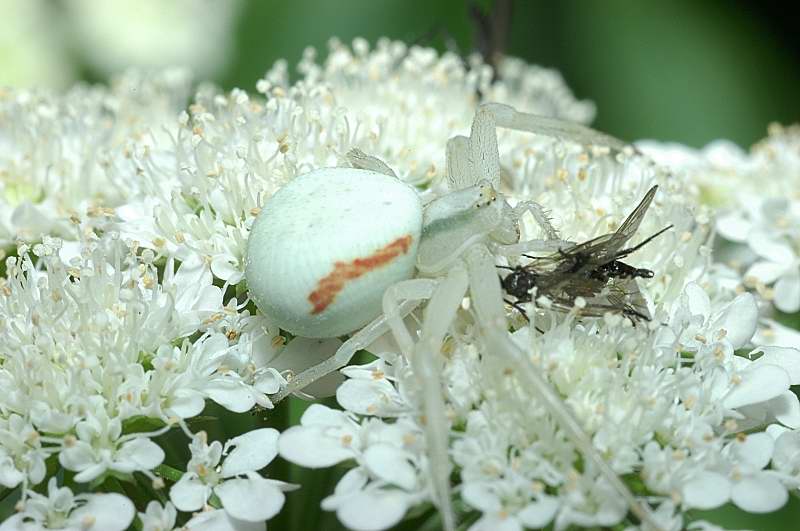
[500,185,672,322]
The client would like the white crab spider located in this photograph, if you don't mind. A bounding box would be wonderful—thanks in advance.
[245,103,662,531]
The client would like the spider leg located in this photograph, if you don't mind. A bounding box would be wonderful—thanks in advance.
[346,148,397,177]
[512,200,560,240]
[491,237,573,257]
[270,299,419,403]
[480,101,635,153]
[384,268,468,531]
[383,278,439,358]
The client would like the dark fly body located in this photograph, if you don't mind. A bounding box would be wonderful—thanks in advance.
[500,185,671,323]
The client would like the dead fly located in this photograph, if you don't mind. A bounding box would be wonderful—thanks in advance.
[500,185,672,323]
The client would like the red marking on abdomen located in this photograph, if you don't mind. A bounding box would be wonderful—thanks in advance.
[308,235,413,315]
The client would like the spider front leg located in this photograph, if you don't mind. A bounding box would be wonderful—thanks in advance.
[383,270,469,531]
[452,108,573,254]
[481,101,634,153]
[270,299,420,403]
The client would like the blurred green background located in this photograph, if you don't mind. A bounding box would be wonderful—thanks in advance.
[4,0,796,148]
[222,0,800,148]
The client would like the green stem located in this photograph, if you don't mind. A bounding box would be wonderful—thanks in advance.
[154,464,184,483]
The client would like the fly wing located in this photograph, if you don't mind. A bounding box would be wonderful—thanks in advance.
[520,185,659,281]
[608,185,659,254]
[552,233,618,268]
[558,185,659,268]
[606,278,651,321]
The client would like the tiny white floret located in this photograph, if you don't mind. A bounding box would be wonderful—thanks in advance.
[246,168,422,337]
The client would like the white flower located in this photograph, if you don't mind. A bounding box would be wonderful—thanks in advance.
[743,230,800,313]
[642,126,800,316]
[682,433,788,513]
[771,429,800,480]
[170,429,290,523]
[755,318,800,349]
[661,282,758,356]
[0,478,135,531]
[150,333,259,419]
[183,509,264,531]
[336,359,409,416]
[0,415,48,489]
[279,404,428,530]
[138,501,177,531]
[58,404,164,483]
[463,481,559,531]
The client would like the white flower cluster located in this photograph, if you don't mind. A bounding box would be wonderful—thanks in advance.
[1,37,798,530]
[641,128,800,323]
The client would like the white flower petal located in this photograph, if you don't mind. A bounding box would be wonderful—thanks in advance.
[716,212,751,243]
[70,493,136,531]
[116,437,165,471]
[715,293,758,349]
[518,496,559,528]
[0,458,24,488]
[769,392,800,429]
[322,468,370,512]
[170,475,210,512]
[731,432,773,470]
[682,471,731,510]
[774,269,800,313]
[278,426,354,468]
[168,389,207,419]
[74,463,108,483]
[772,431,800,475]
[752,346,800,384]
[335,489,409,531]
[216,476,285,522]
[337,379,406,417]
[253,369,284,395]
[462,482,502,513]
[174,254,213,295]
[194,284,225,312]
[748,232,795,265]
[221,428,280,477]
[766,423,790,440]
[0,515,24,531]
[185,509,265,531]
[684,283,711,319]
[211,255,241,282]
[755,320,800,349]
[731,474,788,513]
[300,403,347,426]
[363,444,417,491]
[58,442,96,473]
[723,364,790,409]
[468,514,523,531]
[744,261,787,285]
[204,378,256,413]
